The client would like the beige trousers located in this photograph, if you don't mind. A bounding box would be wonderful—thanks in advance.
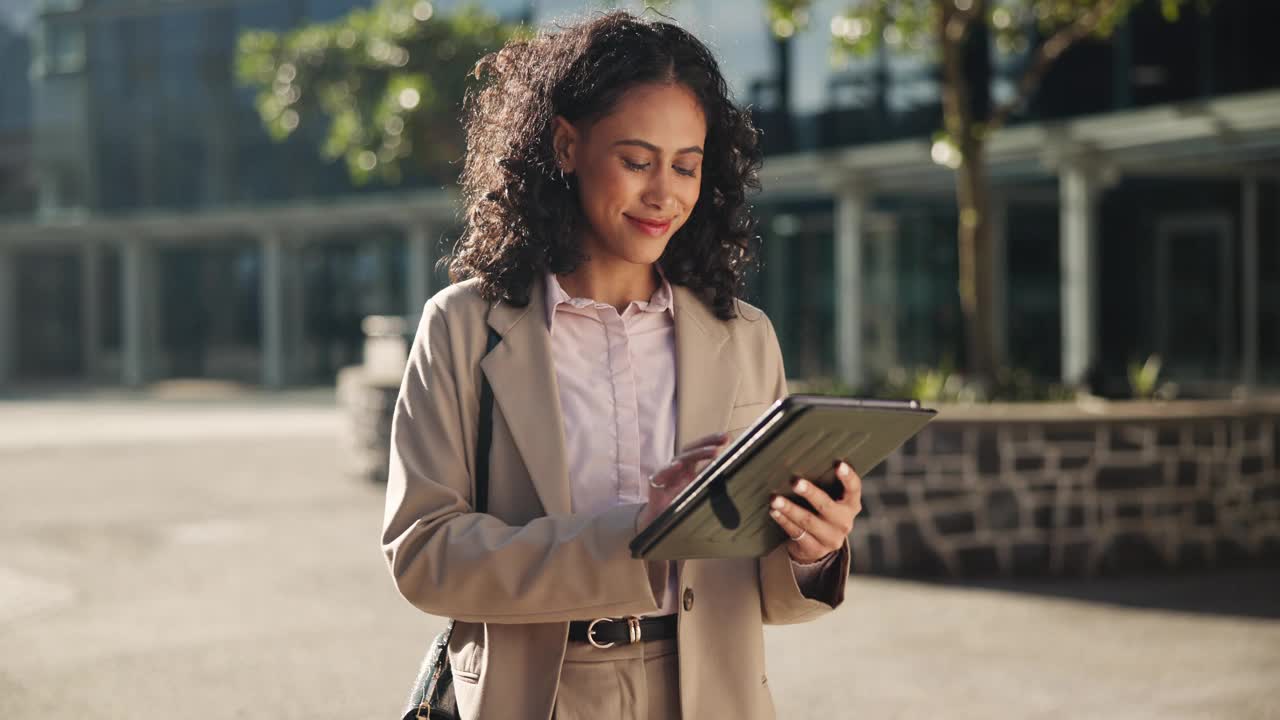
[553,636,680,720]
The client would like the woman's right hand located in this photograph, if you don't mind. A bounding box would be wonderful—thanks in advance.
[637,432,731,530]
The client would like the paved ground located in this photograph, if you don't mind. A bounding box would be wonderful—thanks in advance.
[1,394,1277,719]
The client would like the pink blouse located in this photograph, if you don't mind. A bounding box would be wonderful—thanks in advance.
[544,272,832,618]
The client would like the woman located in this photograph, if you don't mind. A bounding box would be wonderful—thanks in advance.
[382,11,862,720]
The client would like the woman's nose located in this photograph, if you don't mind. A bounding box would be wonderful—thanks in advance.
[642,171,675,212]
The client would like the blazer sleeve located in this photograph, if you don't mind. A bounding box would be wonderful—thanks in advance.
[381,298,667,624]
[755,315,852,625]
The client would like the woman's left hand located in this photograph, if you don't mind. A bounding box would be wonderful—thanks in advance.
[768,461,862,564]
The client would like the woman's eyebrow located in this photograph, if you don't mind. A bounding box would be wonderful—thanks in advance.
[613,138,704,156]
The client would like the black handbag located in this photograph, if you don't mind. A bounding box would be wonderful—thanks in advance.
[400,328,501,720]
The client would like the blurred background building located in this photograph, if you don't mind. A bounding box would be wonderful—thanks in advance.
[0,0,1277,393]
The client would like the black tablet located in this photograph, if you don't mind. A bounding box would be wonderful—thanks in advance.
[629,394,936,560]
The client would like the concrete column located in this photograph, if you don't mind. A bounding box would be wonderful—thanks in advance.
[835,183,867,388]
[0,251,15,386]
[765,217,792,357]
[260,232,286,389]
[80,241,101,382]
[1241,177,1259,389]
[121,239,153,387]
[284,238,308,381]
[863,214,899,376]
[989,192,1009,368]
[405,222,433,315]
[1059,162,1100,385]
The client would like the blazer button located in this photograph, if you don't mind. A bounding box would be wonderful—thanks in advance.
[682,587,695,612]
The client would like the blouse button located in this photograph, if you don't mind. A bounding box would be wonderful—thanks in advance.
[682,587,695,612]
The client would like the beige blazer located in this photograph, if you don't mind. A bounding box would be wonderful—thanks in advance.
[383,276,850,720]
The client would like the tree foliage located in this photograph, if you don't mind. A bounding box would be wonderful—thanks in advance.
[235,0,521,185]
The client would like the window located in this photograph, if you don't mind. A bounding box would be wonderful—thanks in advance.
[38,20,84,74]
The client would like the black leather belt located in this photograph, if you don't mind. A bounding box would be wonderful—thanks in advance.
[568,615,677,648]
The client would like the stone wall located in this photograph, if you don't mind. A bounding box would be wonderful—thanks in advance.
[338,336,1280,576]
[855,401,1280,576]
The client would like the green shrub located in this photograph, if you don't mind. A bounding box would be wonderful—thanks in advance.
[793,365,1075,404]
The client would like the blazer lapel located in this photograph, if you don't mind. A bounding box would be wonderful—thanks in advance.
[481,277,572,516]
[671,286,740,582]
[672,285,740,455]
[478,281,740,518]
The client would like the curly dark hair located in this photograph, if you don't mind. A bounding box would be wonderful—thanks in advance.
[447,10,763,320]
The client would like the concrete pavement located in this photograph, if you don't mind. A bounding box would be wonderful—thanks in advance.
[0,396,1276,719]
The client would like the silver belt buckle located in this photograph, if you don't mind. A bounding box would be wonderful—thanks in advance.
[587,616,643,648]
[587,617,616,649]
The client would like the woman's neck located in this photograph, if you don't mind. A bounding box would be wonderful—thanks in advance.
[556,258,659,314]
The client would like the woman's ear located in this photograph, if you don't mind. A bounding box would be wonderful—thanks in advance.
[551,116,579,174]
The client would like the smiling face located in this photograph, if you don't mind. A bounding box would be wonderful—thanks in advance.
[553,82,707,270]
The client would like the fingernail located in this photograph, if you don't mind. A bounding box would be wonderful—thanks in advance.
[770,510,781,520]
[772,496,785,510]
[837,463,851,478]
[794,479,809,493]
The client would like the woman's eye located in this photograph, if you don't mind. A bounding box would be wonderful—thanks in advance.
[623,158,696,178]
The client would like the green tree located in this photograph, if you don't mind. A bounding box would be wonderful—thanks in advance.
[235,0,520,185]
[769,0,1207,384]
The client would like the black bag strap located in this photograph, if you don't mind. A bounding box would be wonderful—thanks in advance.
[406,326,503,720]
[474,327,501,514]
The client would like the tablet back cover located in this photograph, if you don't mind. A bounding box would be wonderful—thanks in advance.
[633,401,934,560]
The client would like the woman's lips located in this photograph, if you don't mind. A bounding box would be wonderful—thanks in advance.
[625,215,672,236]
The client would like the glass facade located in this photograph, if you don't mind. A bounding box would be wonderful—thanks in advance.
[294,228,408,382]
[750,201,837,379]
[0,18,33,216]
[1005,200,1062,379]
[1,0,1278,389]
[154,241,261,382]
[11,0,466,383]
[14,248,81,379]
[22,0,1280,210]
[78,0,387,215]
[1261,180,1280,385]
[1096,179,1280,390]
